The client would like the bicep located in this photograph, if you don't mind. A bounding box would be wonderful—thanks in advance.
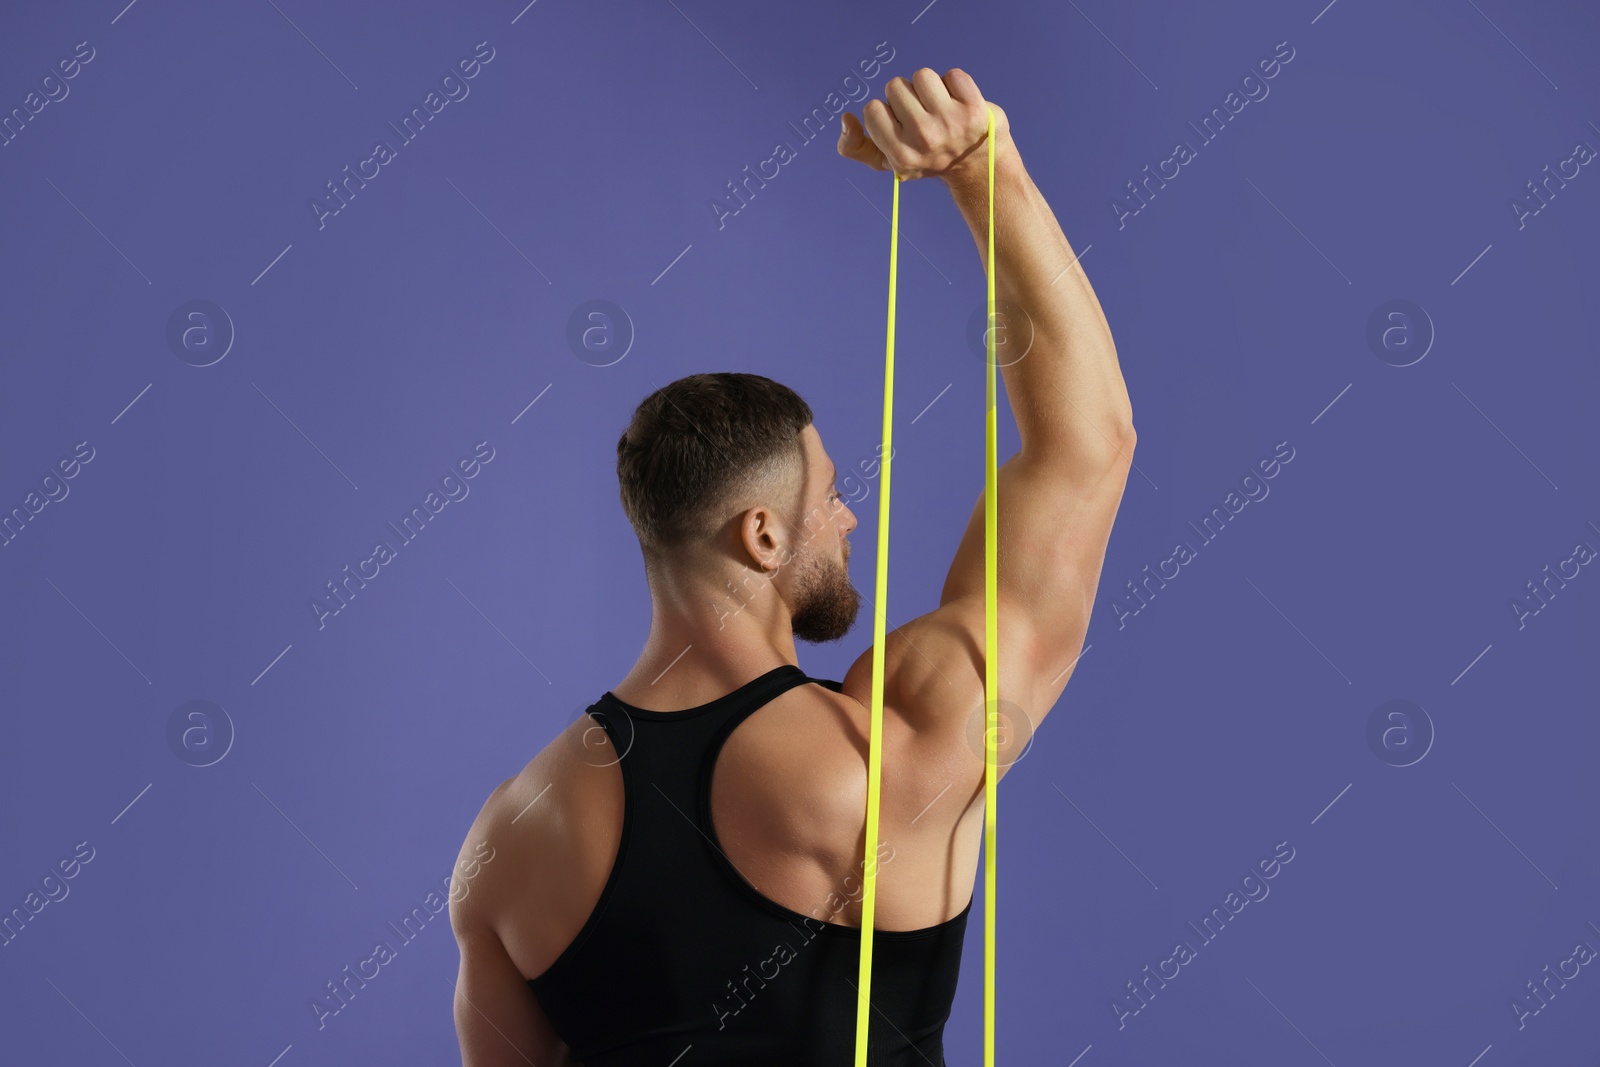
[451,912,575,1067]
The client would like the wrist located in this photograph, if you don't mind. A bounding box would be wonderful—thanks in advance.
[938,128,1020,192]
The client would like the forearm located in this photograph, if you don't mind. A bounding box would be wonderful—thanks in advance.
[942,134,1134,467]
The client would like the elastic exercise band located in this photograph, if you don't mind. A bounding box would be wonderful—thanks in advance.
[854,104,997,1067]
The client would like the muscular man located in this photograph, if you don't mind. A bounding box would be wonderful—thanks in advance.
[450,67,1135,1065]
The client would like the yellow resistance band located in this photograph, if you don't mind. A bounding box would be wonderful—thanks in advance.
[855,104,997,1067]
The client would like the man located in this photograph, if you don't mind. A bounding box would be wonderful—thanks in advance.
[450,67,1134,1065]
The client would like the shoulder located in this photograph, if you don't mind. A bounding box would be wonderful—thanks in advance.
[449,716,612,928]
[450,714,626,978]
[448,776,517,936]
[448,768,582,1063]
[839,596,990,728]
[838,594,1046,779]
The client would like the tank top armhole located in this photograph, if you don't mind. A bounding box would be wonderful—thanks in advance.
[527,708,633,989]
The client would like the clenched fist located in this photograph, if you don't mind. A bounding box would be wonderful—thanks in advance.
[837,67,1012,183]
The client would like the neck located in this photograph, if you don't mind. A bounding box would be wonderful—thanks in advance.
[612,567,798,709]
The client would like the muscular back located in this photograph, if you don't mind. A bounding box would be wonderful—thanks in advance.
[475,672,987,988]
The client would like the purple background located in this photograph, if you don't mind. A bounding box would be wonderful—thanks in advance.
[3,0,1598,1064]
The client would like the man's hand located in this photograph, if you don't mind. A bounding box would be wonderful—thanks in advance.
[838,67,1012,183]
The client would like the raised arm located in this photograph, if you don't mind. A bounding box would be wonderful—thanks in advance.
[938,94,1133,472]
[933,74,1135,645]
[838,69,1134,770]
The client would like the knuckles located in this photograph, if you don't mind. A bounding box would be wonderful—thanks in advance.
[864,66,995,175]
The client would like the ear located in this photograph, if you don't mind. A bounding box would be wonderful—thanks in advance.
[738,506,783,572]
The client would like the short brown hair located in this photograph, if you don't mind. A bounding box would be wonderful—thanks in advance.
[617,372,814,562]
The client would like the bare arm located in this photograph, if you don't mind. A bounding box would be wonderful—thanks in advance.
[940,108,1134,468]
[932,87,1135,674]
[451,918,578,1067]
[838,69,1134,770]
[450,784,581,1067]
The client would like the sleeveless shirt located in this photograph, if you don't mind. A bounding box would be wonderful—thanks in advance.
[526,663,972,1065]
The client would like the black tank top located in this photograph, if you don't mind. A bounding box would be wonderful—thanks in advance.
[527,663,972,1065]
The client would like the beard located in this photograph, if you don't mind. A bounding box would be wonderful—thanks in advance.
[790,540,861,643]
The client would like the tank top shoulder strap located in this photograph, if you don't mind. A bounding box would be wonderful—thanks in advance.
[697,666,836,761]
[587,663,817,787]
